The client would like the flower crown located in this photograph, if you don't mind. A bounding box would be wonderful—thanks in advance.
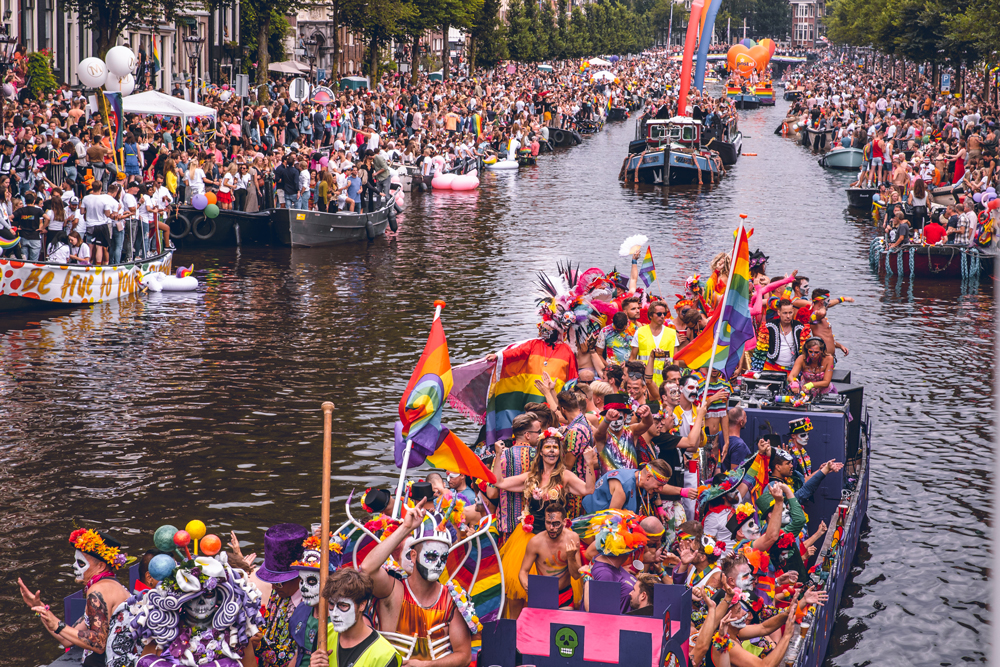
[540,427,563,441]
[734,503,755,525]
[69,529,128,570]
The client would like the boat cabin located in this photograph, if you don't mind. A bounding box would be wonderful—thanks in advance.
[645,117,702,149]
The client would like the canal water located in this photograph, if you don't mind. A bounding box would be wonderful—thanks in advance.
[0,96,993,666]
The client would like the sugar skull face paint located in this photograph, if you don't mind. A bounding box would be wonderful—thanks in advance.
[73,550,89,582]
[330,598,356,633]
[415,540,449,582]
[183,590,219,623]
[298,570,321,607]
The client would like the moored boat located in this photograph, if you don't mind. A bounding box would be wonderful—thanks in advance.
[607,107,629,121]
[870,239,995,280]
[548,126,584,148]
[0,251,174,311]
[818,147,863,170]
[784,87,803,101]
[802,125,833,152]
[269,199,397,247]
[846,186,878,210]
[733,93,760,110]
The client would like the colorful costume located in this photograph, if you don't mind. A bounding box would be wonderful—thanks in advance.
[749,320,809,372]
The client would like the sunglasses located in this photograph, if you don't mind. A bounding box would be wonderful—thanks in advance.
[627,371,644,380]
[650,311,667,318]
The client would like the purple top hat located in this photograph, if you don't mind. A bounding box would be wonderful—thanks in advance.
[256,523,308,583]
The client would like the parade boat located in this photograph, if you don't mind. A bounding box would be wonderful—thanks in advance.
[929,182,964,207]
[727,85,760,110]
[0,250,173,311]
[783,87,803,101]
[607,107,630,121]
[701,113,743,166]
[869,238,995,281]
[480,369,873,667]
[818,147,864,170]
[547,126,584,148]
[845,186,878,210]
[621,117,725,185]
[169,206,273,246]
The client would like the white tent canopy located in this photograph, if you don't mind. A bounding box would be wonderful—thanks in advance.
[122,91,217,119]
[269,60,310,74]
[591,70,616,81]
[588,57,613,66]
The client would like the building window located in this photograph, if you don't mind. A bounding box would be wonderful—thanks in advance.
[348,59,353,73]
[348,33,353,46]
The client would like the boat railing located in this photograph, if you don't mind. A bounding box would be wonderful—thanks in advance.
[781,409,871,666]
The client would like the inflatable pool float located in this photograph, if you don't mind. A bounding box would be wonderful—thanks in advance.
[141,266,199,292]
[451,170,480,190]
[487,160,519,170]
[483,155,498,165]
[432,173,457,189]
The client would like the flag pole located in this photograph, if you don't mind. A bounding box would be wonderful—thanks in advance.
[700,215,746,404]
[317,401,335,653]
[391,301,445,519]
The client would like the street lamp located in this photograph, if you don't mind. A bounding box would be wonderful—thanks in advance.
[304,37,318,78]
[0,25,17,122]
[183,28,204,102]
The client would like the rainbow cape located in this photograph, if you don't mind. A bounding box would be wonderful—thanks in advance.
[674,222,754,376]
[483,338,577,445]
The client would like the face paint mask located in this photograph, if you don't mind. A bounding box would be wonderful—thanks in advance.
[541,327,560,344]
[798,434,810,445]
[740,519,760,541]
[400,537,415,574]
[298,571,321,607]
[330,598,357,633]
[728,611,748,629]
[735,571,754,593]
[73,550,89,582]
[781,506,791,526]
[682,383,698,401]
[609,418,625,432]
[415,540,449,582]
[183,590,219,625]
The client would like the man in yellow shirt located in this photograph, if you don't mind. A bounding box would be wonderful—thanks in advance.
[629,300,678,388]
[309,569,401,667]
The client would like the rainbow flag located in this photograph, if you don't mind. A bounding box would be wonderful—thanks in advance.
[448,526,503,622]
[638,245,656,288]
[674,222,754,376]
[103,92,123,150]
[394,303,496,483]
[395,304,453,463]
[152,37,161,74]
[473,113,482,138]
[727,86,741,97]
[744,450,769,506]
[484,338,577,445]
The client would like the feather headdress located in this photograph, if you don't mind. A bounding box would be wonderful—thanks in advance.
[577,509,648,557]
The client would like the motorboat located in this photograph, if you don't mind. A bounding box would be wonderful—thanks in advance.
[621,116,724,185]
[818,147,863,170]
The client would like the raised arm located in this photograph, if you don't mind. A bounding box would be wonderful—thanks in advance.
[361,500,426,598]
[562,450,597,496]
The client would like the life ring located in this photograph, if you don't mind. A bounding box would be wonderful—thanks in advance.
[365,220,376,240]
[193,216,217,240]
[552,129,566,145]
[169,214,192,240]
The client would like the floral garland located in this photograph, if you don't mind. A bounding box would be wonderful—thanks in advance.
[788,442,812,476]
[776,531,796,549]
[445,579,482,634]
[69,529,128,570]
[437,492,467,529]
[166,626,234,665]
[711,632,734,653]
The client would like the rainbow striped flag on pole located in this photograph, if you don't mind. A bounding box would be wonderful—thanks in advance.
[638,246,656,288]
[675,221,754,376]
[152,36,161,74]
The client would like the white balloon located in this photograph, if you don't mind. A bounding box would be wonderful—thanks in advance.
[77,57,108,88]
[105,46,137,77]
[105,73,135,96]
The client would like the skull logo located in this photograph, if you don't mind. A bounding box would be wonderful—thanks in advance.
[555,627,579,658]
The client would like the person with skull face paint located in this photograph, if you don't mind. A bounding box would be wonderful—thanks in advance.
[255,523,310,667]
[290,536,344,667]
[307,570,401,667]
[593,393,655,475]
[19,529,131,667]
[360,501,474,667]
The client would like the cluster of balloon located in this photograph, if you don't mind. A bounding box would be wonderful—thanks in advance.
[77,46,138,96]
[727,39,775,75]
[149,521,223,578]
[192,192,221,218]
[975,187,999,209]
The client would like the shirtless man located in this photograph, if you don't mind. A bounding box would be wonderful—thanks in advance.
[519,501,582,609]
[19,530,131,665]
[809,289,854,362]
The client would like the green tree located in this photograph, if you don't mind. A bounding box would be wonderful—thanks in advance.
[540,1,562,60]
[557,0,571,57]
[469,0,508,68]
[437,0,482,80]
[61,0,164,58]
[240,2,288,74]
[507,0,535,62]
[566,6,591,58]
[342,0,415,84]
[26,52,58,99]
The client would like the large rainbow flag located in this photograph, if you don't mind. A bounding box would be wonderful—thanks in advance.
[484,338,577,445]
[638,245,656,288]
[394,302,495,482]
[674,222,754,376]
[103,91,124,151]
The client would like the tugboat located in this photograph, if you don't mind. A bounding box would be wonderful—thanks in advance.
[621,116,724,185]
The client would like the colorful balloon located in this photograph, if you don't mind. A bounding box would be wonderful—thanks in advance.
[748,45,770,72]
[185,520,207,541]
[200,534,222,556]
[741,38,756,49]
[205,192,217,206]
[192,194,208,210]
[734,53,757,77]
[759,38,776,58]
[153,525,179,552]
[173,530,192,547]
[727,45,750,72]
[148,554,177,581]
[204,204,220,219]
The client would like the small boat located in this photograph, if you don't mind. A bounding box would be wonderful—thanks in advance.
[784,87,803,101]
[481,368,873,667]
[621,116,724,185]
[0,250,173,311]
[487,159,520,171]
[394,164,422,192]
[701,113,743,166]
[269,199,397,247]
[846,187,878,210]
[607,107,629,121]
[930,182,964,207]
[577,118,603,135]
[732,93,760,110]
[871,239,995,280]
[819,147,863,170]
[516,152,537,167]
[547,127,584,148]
